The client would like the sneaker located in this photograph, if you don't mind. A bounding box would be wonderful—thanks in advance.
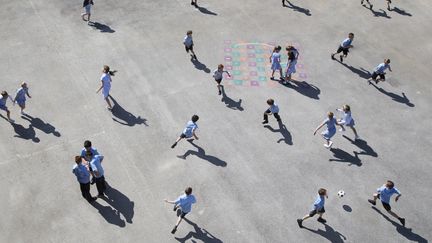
[193,54,197,60]
[368,199,376,205]
[8,119,15,123]
[262,120,269,124]
[324,141,333,148]
[173,205,178,211]
[331,54,336,60]
[317,217,327,223]
[190,1,194,5]
[355,135,360,140]
[297,219,303,228]
[339,55,343,62]
[171,142,177,149]
[399,218,405,227]
[339,127,345,132]
[270,77,275,80]
[20,111,26,115]
[171,226,177,234]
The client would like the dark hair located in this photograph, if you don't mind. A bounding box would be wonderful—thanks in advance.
[267,98,274,105]
[185,187,193,195]
[343,105,351,112]
[191,115,199,123]
[288,51,296,60]
[318,188,327,196]
[386,180,394,189]
[187,30,193,35]
[103,65,117,76]
[75,156,82,163]
[385,59,391,64]
[1,91,8,96]
[349,33,354,37]
[84,140,92,148]
[327,112,334,119]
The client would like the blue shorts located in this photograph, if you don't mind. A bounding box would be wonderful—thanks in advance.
[0,105,8,111]
[322,128,336,140]
[16,99,25,106]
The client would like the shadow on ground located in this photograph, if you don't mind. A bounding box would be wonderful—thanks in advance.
[190,58,211,73]
[303,223,347,243]
[175,218,223,243]
[89,21,115,33]
[221,86,243,111]
[369,83,414,107]
[329,148,362,166]
[280,80,320,99]
[177,140,227,167]
[1,114,40,143]
[109,95,148,126]
[22,114,61,137]
[283,1,311,16]
[264,121,293,145]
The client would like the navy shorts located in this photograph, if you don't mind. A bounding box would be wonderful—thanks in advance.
[377,194,391,211]
[336,46,349,56]
[371,72,385,81]
[309,207,325,217]
[185,45,194,53]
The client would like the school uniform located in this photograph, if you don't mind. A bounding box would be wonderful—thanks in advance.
[213,69,229,84]
[183,35,194,52]
[174,194,196,218]
[0,96,9,111]
[271,52,282,71]
[72,162,94,202]
[321,118,337,140]
[371,63,390,80]
[309,195,326,217]
[286,50,298,76]
[336,38,353,56]
[377,186,401,211]
[15,87,28,106]
[83,0,94,14]
[181,121,198,138]
[340,111,355,127]
[101,73,111,98]
[90,155,106,196]
[264,104,281,122]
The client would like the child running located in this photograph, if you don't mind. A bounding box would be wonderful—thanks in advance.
[331,33,354,63]
[337,105,360,140]
[314,112,342,148]
[269,46,284,81]
[164,187,197,234]
[213,64,231,95]
[13,82,31,115]
[96,65,116,110]
[368,180,405,226]
[171,115,199,149]
[297,188,328,228]
[368,59,392,84]
[81,0,94,23]
[0,91,14,122]
[262,99,281,124]
[284,45,299,84]
[183,30,197,60]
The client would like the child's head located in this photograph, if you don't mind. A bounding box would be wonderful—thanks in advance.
[21,82,27,88]
[343,105,351,112]
[218,64,224,70]
[1,91,8,97]
[267,98,275,106]
[286,45,293,51]
[348,33,354,39]
[185,187,193,195]
[75,156,82,164]
[386,180,395,189]
[103,65,110,73]
[327,111,334,119]
[191,114,199,123]
[384,59,391,64]
[84,140,92,149]
[318,188,327,196]
[187,30,193,36]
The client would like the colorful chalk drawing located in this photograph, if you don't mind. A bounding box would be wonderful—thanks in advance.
[223,40,308,87]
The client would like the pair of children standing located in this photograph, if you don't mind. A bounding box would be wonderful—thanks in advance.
[0,82,32,123]
[270,45,299,83]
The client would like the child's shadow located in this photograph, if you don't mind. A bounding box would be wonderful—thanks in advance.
[3,117,40,143]
[191,58,211,73]
[177,140,227,167]
[363,5,391,18]
[175,218,223,243]
[338,62,371,79]
[264,122,293,145]
[281,80,320,100]
[390,7,412,16]
[303,224,347,243]
[109,95,148,126]
[343,135,378,157]
[89,21,115,33]
[196,5,217,15]
[221,86,243,111]
[21,114,61,137]
[283,1,311,16]
[369,83,414,107]
[329,148,362,166]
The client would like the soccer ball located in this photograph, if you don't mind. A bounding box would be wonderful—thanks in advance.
[337,190,345,197]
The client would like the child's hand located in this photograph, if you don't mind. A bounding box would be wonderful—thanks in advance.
[313,131,317,135]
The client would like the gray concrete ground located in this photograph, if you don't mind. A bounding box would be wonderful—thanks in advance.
[1,0,431,242]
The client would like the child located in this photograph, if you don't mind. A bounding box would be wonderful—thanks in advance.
[263,99,281,124]
[171,115,199,149]
[13,82,31,115]
[284,45,299,83]
[314,112,342,148]
[81,0,94,23]
[337,105,359,140]
[297,188,328,228]
[96,65,116,110]
[331,33,354,63]
[164,187,196,234]
[72,155,97,202]
[269,46,283,81]
[213,64,231,95]
[368,59,392,84]
[183,30,197,60]
[368,180,405,226]
[0,91,14,122]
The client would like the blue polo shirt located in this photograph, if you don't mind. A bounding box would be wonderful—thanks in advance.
[175,194,196,213]
[341,38,353,48]
[269,104,279,114]
[183,121,198,138]
[72,163,91,184]
[377,186,401,204]
[15,87,28,102]
[90,155,104,178]
[374,63,390,74]
[313,195,325,210]
[80,147,99,159]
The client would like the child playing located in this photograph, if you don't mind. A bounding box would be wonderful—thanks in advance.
[183,30,197,60]
[331,33,354,63]
[337,105,360,140]
[284,45,299,84]
[314,112,342,148]
[368,180,405,226]
[0,91,14,122]
[297,188,328,228]
[368,59,392,84]
[164,187,196,234]
[81,0,94,23]
[269,46,284,81]
[96,65,116,110]
[262,99,281,124]
[13,82,31,115]
[171,115,199,149]
[213,64,231,95]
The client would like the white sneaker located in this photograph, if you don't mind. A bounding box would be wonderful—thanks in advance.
[339,127,345,132]
[324,141,333,148]
[20,111,26,115]
[9,119,15,123]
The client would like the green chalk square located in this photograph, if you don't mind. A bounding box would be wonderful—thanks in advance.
[256,58,265,62]
[232,52,241,57]
[233,70,242,75]
[257,66,266,72]
[233,80,243,85]
[232,61,241,66]
[258,76,267,81]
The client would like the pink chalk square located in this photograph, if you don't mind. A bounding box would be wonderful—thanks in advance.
[247,45,255,49]
[226,75,233,80]
[250,81,259,86]
[297,64,304,69]
[299,73,307,79]
[224,40,231,44]
[249,71,258,76]
[224,56,232,61]
[248,62,257,67]
[225,65,233,70]
[248,53,256,58]
[224,48,232,53]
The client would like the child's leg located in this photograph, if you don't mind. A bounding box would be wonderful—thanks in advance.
[6,109,11,120]
[279,69,284,79]
[88,13,91,22]
[350,126,358,137]
[388,210,402,219]
[271,70,275,78]
[105,97,113,109]
[318,212,325,219]
[273,113,281,122]
[20,104,25,113]
[301,214,311,221]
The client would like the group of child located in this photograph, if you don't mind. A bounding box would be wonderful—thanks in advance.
[0,82,31,123]
[269,45,300,84]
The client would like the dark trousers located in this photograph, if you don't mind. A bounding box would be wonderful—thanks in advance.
[95,176,106,195]
[79,182,92,201]
[264,110,281,122]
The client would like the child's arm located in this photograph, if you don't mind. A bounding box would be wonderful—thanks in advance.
[313,122,325,135]
[8,95,14,103]
[224,70,231,77]
[96,81,103,93]
[26,90,31,98]
[388,66,392,72]
[192,130,199,140]
[395,194,401,202]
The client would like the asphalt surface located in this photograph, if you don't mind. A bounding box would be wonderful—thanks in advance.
[0,0,431,242]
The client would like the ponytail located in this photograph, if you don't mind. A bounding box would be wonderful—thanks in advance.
[103,65,117,76]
